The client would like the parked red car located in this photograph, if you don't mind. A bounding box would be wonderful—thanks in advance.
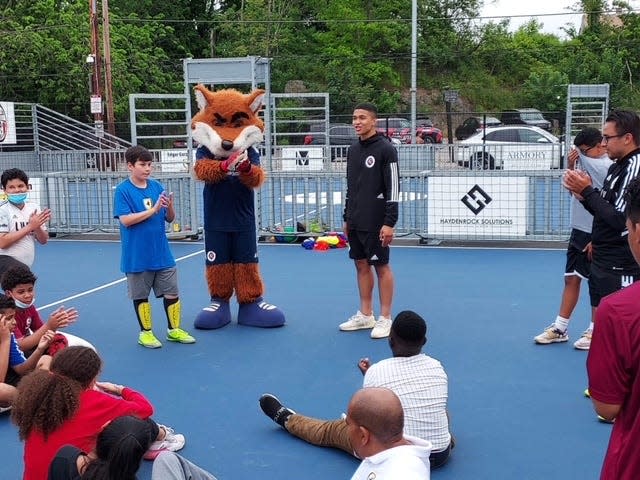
[376,117,443,144]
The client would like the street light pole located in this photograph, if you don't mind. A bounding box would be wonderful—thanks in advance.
[410,0,417,144]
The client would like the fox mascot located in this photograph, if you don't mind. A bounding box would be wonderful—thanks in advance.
[191,84,285,329]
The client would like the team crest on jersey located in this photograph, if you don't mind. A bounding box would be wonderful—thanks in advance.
[143,198,153,210]
[207,250,216,262]
[365,155,375,168]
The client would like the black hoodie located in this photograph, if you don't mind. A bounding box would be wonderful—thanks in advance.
[343,134,399,231]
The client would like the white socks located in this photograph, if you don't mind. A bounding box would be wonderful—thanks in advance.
[554,315,570,332]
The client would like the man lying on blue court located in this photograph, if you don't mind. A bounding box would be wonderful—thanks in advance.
[259,310,454,469]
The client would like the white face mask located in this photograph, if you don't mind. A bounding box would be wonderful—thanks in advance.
[13,298,34,309]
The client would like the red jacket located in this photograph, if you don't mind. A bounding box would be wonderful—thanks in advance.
[23,387,154,480]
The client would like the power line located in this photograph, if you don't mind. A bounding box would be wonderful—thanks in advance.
[1,8,639,33]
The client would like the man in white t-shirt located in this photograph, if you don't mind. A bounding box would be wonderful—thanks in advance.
[348,387,431,480]
[260,310,453,469]
[0,168,50,272]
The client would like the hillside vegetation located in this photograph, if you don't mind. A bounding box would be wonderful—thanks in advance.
[0,0,638,137]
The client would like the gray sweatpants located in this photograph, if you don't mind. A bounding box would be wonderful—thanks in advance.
[152,452,217,480]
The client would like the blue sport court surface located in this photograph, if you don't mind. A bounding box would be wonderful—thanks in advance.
[0,240,612,479]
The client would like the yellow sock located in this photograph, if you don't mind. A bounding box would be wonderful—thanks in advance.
[135,300,152,330]
[164,298,181,330]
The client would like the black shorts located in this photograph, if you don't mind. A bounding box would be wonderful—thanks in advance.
[589,263,638,307]
[565,230,591,279]
[347,229,389,265]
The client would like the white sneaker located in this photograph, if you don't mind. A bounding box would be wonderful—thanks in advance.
[339,311,375,331]
[573,330,592,350]
[144,424,185,460]
[534,324,568,344]
[371,316,392,339]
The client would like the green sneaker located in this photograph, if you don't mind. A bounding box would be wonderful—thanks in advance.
[138,330,162,349]
[167,328,196,344]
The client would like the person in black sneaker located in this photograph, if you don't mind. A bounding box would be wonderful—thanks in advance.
[563,110,640,350]
[260,310,454,469]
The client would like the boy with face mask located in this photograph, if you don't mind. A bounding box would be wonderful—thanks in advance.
[0,168,51,273]
[0,265,94,357]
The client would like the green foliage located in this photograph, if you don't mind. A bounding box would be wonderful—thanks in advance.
[4,0,640,134]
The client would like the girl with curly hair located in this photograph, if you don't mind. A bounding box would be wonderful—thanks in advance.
[12,346,184,480]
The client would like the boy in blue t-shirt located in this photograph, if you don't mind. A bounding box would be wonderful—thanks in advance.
[0,294,53,411]
[113,146,195,349]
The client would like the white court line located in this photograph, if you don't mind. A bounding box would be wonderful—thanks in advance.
[37,249,204,311]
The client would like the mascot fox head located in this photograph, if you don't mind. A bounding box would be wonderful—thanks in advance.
[191,85,265,158]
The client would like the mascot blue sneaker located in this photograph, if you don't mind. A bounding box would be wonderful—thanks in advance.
[238,297,285,328]
[191,84,286,329]
[194,298,231,330]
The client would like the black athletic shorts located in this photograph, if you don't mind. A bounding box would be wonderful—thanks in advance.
[565,229,591,279]
[589,263,638,307]
[347,229,389,265]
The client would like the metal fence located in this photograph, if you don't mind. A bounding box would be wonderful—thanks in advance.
[23,144,569,242]
[0,103,571,241]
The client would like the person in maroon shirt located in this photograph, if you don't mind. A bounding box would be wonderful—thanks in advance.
[587,175,640,480]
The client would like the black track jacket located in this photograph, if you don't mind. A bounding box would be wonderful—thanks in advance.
[343,134,399,231]
[580,148,640,272]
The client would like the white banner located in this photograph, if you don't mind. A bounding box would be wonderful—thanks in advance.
[428,176,528,236]
[281,146,323,171]
[0,102,17,144]
[159,149,193,172]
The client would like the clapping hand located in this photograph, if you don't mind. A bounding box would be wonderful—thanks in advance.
[47,306,78,330]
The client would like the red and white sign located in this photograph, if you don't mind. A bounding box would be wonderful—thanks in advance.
[0,102,17,144]
[90,95,102,114]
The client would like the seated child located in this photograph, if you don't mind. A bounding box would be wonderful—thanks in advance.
[0,294,53,412]
[49,415,217,480]
[1,265,94,356]
[12,346,186,480]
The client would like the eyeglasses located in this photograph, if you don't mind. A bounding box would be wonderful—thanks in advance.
[602,133,628,144]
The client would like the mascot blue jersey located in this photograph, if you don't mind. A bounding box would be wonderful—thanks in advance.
[113,178,176,273]
[196,146,261,232]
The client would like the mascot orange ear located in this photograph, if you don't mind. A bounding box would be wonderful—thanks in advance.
[194,84,213,112]
[244,89,266,115]
[193,84,265,115]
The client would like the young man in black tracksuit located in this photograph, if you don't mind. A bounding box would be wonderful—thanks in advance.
[339,103,400,339]
[563,110,640,350]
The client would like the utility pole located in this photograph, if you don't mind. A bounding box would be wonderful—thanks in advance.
[89,0,104,137]
[102,0,116,137]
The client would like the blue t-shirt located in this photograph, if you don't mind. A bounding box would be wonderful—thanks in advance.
[113,178,176,273]
[9,333,26,367]
[196,146,260,232]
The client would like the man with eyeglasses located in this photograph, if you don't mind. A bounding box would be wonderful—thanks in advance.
[563,110,640,351]
[535,128,612,349]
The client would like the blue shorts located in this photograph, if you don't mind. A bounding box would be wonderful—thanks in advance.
[204,229,259,265]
